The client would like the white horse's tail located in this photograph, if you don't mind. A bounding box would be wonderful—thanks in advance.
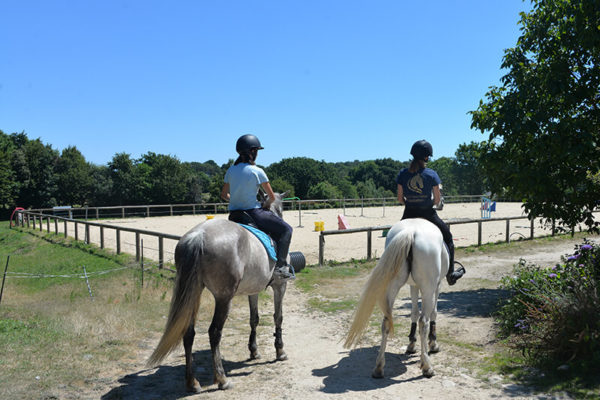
[344,229,414,348]
[147,232,205,367]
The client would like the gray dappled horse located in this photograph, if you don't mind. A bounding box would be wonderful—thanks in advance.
[344,218,449,378]
[147,192,290,392]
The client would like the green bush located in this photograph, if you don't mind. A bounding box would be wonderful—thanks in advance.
[495,240,600,370]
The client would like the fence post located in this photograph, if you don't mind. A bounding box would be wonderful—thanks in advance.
[82,265,93,300]
[530,218,534,239]
[319,233,325,266]
[85,224,90,244]
[100,226,105,249]
[54,218,58,234]
[367,229,372,260]
[477,221,482,246]
[39,216,43,232]
[32,215,36,230]
[146,206,150,217]
[505,219,510,243]
[552,219,556,236]
[170,205,173,216]
[74,222,78,241]
[135,232,140,261]
[116,229,121,254]
[0,256,10,305]
[122,207,125,219]
[96,208,99,219]
[298,201,303,228]
[141,239,144,289]
[158,236,164,269]
[64,220,68,238]
[46,217,50,232]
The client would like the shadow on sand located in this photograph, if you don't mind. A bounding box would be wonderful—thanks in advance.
[101,349,279,400]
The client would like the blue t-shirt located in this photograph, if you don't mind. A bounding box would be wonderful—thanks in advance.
[395,167,441,209]
[224,163,269,211]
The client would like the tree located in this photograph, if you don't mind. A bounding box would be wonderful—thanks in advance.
[55,146,93,206]
[0,131,17,213]
[307,181,342,200]
[266,157,330,199]
[11,135,59,208]
[453,143,487,196]
[470,0,600,231]
[140,152,190,204]
[428,156,459,196]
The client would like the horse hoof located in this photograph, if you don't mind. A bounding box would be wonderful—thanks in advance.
[372,369,384,379]
[250,353,261,360]
[406,345,417,354]
[422,368,435,378]
[186,379,201,393]
[429,344,440,353]
[219,381,233,390]
[276,351,288,361]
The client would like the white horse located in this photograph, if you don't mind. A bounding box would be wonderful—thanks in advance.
[344,218,449,378]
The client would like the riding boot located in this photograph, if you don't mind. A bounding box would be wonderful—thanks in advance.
[446,245,465,285]
[274,231,295,280]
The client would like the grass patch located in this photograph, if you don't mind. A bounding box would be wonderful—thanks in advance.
[0,222,175,399]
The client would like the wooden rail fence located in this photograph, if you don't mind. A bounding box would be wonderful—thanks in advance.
[318,216,554,266]
[13,210,181,268]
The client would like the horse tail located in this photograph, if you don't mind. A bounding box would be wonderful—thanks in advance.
[147,231,205,367]
[344,229,414,348]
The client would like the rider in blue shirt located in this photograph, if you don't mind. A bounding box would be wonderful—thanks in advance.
[396,140,465,285]
[221,134,294,280]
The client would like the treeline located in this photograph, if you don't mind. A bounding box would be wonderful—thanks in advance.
[0,130,487,217]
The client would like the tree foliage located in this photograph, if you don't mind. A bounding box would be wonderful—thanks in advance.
[0,130,492,217]
[470,0,600,231]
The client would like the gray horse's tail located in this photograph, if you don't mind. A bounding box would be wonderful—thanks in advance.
[344,229,413,348]
[147,232,205,367]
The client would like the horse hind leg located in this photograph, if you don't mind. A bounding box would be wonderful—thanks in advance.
[418,293,436,378]
[428,321,440,353]
[183,324,201,393]
[373,277,403,379]
[406,285,419,354]
[209,296,234,390]
[248,294,260,360]
[372,315,393,379]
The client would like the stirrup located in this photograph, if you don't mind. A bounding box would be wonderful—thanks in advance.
[274,264,295,280]
[446,261,465,286]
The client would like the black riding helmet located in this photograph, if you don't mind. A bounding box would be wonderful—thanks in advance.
[410,140,433,161]
[236,134,264,154]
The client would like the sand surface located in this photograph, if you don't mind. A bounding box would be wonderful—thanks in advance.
[68,202,547,266]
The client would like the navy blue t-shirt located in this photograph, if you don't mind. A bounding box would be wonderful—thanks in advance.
[395,167,441,209]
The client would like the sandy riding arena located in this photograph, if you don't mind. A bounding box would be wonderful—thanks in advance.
[86,202,536,266]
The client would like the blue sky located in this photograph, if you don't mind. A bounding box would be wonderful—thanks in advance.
[1,1,530,167]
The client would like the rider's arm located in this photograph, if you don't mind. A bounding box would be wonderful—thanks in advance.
[397,184,405,205]
[220,183,230,201]
[432,185,441,207]
[261,181,277,203]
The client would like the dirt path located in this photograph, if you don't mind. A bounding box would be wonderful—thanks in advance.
[89,236,597,400]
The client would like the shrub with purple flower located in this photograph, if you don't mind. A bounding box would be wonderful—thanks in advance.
[495,239,600,369]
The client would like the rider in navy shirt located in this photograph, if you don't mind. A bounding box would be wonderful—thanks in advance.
[396,140,465,285]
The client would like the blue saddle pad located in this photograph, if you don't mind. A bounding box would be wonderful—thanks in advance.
[240,224,277,261]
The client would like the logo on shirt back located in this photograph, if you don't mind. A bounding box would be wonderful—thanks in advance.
[408,174,424,194]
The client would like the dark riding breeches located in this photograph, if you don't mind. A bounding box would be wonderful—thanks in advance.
[401,207,454,263]
[246,208,293,267]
